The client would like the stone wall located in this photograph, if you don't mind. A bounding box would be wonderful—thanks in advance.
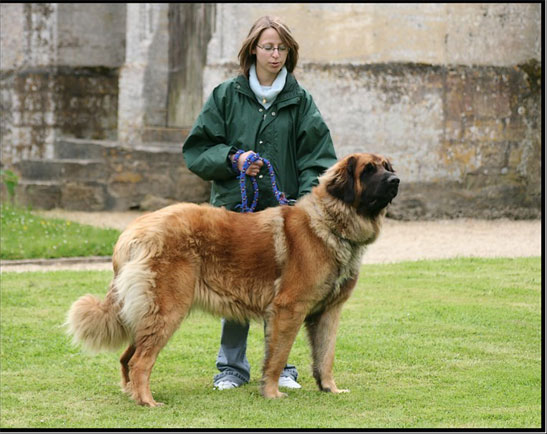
[167,4,216,128]
[117,4,216,143]
[1,66,119,163]
[0,3,125,165]
[301,62,541,219]
[0,3,541,219]
[203,3,541,219]
[205,3,541,66]
[13,138,209,211]
[117,4,169,144]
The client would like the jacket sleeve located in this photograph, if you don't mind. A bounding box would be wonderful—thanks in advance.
[182,88,237,182]
[295,93,338,196]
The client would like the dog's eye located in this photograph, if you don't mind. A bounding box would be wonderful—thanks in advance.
[364,163,375,174]
[383,161,394,172]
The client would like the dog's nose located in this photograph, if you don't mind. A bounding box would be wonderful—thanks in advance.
[388,175,400,186]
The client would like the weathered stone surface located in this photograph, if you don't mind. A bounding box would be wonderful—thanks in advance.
[1,67,119,167]
[141,127,191,144]
[60,182,107,211]
[199,4,541,220]
[11,138,211,211]
[56,4,126,68]
[388,181,540,221]
[0,4,540,219]
[15,181,61,210]
[173,167,212,204]
[205,4,540,67]
[117,4,170,144]
[14,159,107,181]
[1,4,122,166]
[139,194,178,211]
[54,139,111,160]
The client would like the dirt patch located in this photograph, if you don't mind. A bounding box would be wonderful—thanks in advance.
[35,209,144,231]
[1,209,541,273]
[363,218,541,264]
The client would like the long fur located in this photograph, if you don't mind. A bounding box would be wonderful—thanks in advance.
[65,152,399,406]
[113,242,158,334]
[66,286,128,353]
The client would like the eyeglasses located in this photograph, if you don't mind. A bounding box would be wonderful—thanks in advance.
[256,44,288,53]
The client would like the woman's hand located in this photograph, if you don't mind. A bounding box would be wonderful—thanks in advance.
[237,151,264,176]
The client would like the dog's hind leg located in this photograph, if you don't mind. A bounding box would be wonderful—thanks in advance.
[119,261,196,407]
[127,341,162,407]
[120,344,136,394]
[127,284,195,405]
[127,317,180,407]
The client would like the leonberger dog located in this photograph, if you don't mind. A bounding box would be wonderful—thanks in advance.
[66,152,399,407]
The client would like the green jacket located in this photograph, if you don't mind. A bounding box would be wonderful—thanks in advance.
[182,73,337,211]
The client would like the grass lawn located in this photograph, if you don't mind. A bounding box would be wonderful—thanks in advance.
[0,204,120,260]
[0,257,542,429]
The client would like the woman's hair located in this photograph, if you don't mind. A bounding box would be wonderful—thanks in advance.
[238,16,299,77]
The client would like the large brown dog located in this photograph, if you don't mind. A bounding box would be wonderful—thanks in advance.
[66,152,399,407]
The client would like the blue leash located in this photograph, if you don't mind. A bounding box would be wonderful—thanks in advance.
[231,150,289,213]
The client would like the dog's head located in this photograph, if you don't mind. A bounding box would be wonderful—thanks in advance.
[323,153,399,217]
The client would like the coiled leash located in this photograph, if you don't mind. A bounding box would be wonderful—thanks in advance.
[231,149,290,213]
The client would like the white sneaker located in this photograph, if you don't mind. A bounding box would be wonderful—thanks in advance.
[214,380,239,390]
[278,376,302,389]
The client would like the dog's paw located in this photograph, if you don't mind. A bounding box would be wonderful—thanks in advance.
[267,391,288,399]
[121,381,133,395]
[262,388,288,399]
[141,400,165,408]
[321,385,349,394]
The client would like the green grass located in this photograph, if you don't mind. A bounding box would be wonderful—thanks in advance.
[0,258,542,429]
[0,204,120,259]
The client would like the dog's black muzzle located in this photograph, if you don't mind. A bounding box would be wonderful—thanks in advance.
[385,174,399,202]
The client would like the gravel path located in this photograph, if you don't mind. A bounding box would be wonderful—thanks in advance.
[1,209,541,273]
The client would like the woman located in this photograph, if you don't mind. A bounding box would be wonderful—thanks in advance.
[183,16,337,390]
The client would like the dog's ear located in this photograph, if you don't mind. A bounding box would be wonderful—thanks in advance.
[326,156,356,204]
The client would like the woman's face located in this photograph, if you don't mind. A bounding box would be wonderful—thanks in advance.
[252,27,288,84]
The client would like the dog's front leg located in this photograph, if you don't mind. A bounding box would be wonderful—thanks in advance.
[305,301,349,394]
[262,305,306,398]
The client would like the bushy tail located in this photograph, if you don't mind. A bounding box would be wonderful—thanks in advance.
[66,285,129,353]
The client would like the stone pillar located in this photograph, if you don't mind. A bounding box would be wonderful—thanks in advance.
[1,3,59,164]
[117,4,170,145]
[167,3,215,127]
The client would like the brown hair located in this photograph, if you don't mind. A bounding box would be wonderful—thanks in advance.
[238,16,299,78]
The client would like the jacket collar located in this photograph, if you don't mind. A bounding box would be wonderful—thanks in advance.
[236,73,301,106]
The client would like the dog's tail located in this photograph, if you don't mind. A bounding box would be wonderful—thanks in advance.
[66,283,129,353]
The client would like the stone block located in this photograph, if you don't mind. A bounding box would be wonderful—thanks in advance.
[60,181,106,211]
[141,127,190,143]
[14,159,107,181]
[475,141,511,169]
[173,167,211,203]
[444,70,475,121]
[15,181,61,210]
[110,171,143,184]
[14,160,59,180]
[107,179,140,201]
[54,139,108,160]
[139,194,178,211]
[386,178,540,220]
[137,174,174,198]
[60,160,108,181]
